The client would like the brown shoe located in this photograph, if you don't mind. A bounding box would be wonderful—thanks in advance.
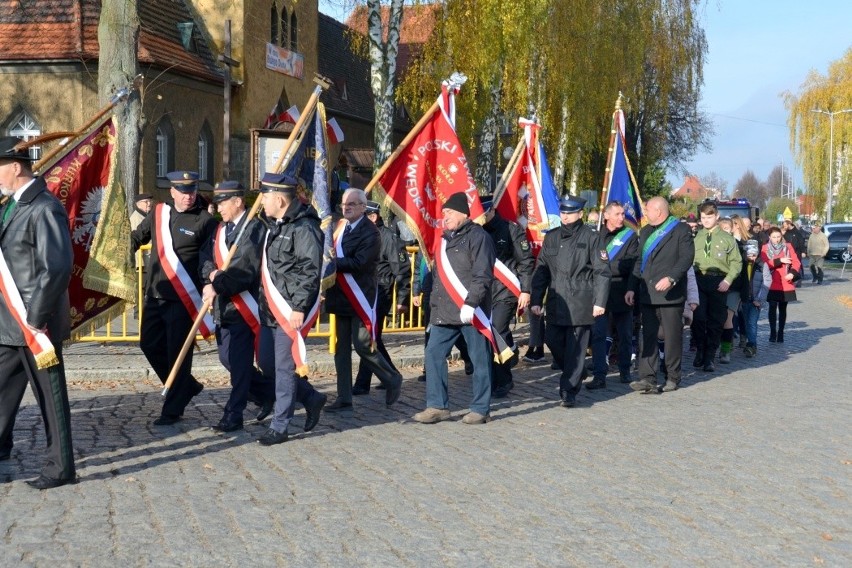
[412,408,451,424]
[461,411,491,424]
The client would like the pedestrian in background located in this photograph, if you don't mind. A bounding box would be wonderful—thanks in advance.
[762,227,801,343]
[806,224,829,285]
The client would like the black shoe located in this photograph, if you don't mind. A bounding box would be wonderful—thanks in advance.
[0,450,10,461]
[777,331,784,343]
[585,378,606,390]
[523,347,544,363]
[692,354,705,368]
[769,331,777,342]
[304,393,327,432]
[324,399,353,412]
[417,373,426,382]
[661,381,679,392]
[619,372,632,383]
[258,428,288,446]
[152,414,181,426]
[376,383,387,390]
[26,475,77,490]
[492,381,514,399]
[559,390,575,408]
[256,398,274,422]
[703,361,715,372]
[213,417,243,432]
[385,376,402,406]
[352,385,370,396]
[464,361,474,375]
[550,361,562,371]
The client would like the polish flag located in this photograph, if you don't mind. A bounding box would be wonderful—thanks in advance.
[326,117,344,144]
[279,104,300,124]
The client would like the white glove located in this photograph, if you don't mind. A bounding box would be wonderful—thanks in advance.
[459,304,475,324]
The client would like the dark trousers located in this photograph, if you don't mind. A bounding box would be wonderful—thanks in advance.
[140,297,203,418]
[639,304,685,385]
[216,321,275,421]
[333,314,401,403]
[490,300,518,389]
[0,343,75,480]
[259,326,320,434]
[693,274,727,361]
[591,309,633,379]
[768,301,788,335]
[425,324,492,415]
[545,324,591,397]
[353,292,399,391]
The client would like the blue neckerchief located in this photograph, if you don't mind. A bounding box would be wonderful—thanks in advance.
[606,227,635,262]
[640,216,678,273]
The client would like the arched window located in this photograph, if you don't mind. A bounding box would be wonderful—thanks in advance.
[280,7,289,48]
[155,117,175,178]
[198,122,214,182]
[290,12,297,51]
[270,3,278,45]
[6,110,42,160]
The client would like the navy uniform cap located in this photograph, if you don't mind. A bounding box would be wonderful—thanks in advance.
[0,137,33,162]
[212,180,245,203]
[365,200,380,214]
[167,171,199,193]
[558,196,586,213]
[259,172,298,193]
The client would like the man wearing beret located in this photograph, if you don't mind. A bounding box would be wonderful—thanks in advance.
[200,182,276,432]
[414,191,497,424]
[324,188,402,412]
[352,200,411,396]
[132,170,218,426]
[531,196,611,408]
[0,137,76,489]
[255,173,328,445]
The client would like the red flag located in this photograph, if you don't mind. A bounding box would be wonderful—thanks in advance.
[263,101,283,129]
[326,117,344,144]
[279,104,300,124]
[376,82,483,261]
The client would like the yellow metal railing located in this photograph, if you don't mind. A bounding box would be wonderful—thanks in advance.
[76,244,427,351]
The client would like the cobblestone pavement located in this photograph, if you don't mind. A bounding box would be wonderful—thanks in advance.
[1,273,850,566]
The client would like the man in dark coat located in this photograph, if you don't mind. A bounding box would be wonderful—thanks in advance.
[625,196,695,393]
[0,137,75,489]
[587,200,639,389]
[414,192,496,425]
[324,188,402,412]
[131,170,218,426]
[352,200,411,395]
[200,182,276,432]
[531,196,610,408]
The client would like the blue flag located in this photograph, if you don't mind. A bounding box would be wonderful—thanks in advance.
[606,109,644,230]
[537,141,562,232]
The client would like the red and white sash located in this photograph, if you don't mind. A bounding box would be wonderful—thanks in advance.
[436,239,514,364]
[0,247,59,369]
[261,232,320,376]
[493,259,522,298]
[155,203,214,338]
[214,224,261,349]
[334,220,377,349]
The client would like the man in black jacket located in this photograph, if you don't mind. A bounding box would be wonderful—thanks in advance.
[352,200,411,395]
[255,173,328,445]
[588,201,639,389]
[324,188,402,412]
[625,196,695,393]
[414,192,496,425]
[0,137,75,489]
[531,196,610,408]
[132,171,218,426]
[200,182,276,432]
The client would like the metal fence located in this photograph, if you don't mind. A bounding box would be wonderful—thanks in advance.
[76,245,426,353]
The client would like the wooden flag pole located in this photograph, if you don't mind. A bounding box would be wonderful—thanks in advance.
[161,76,329,397]
[597,95,622,231]
[490,137,525,207]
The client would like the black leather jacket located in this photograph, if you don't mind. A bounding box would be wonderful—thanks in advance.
[258,200,323,326]
[325,215,381,317]
[375,218,411,303]
[0,177,73,345]
[483,212,534,305]
[199,214,265,326]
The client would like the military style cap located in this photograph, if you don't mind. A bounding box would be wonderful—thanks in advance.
[212,180,245,203]
[166,171,199,192]
[259,172,298,193]
[0,137,33,162]
[558,196,586,213]
[365,200,380,214]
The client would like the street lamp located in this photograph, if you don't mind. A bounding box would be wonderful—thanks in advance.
[811,108,852,223]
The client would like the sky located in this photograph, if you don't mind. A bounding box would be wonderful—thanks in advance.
[319,1,852,193]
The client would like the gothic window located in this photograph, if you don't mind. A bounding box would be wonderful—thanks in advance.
[6,110,41,160]
[270,3,279,45]
[198,122,214,182]
[155,117,175,178]
[290,12,297,51]
[280,7,289,48]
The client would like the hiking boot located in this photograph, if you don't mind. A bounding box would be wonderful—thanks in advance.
[461,411,491,424]
[412,408,451,424]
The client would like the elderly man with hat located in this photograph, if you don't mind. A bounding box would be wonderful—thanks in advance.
[530,195,611,408]
[413,191,497,424]
[255,173,328,445]
[132,170,218,426]
[351,200,411,396]
[0,136,76,489]
[130,193,153,230]
[199,181,276,432]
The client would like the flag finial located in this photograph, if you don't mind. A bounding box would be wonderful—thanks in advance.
[615,92,624,110]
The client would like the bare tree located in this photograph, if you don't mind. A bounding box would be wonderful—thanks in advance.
[733,170,769,208]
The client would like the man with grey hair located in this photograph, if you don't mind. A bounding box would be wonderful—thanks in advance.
[806,223,829,284]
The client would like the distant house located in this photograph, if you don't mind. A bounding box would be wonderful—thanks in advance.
[671,175,718,201]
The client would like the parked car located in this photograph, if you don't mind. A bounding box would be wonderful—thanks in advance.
[825,228,852,261]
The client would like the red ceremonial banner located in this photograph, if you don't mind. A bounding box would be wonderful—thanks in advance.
[376,83,483,262]
[42,119,123,336]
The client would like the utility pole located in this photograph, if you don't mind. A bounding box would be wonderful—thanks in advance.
[218,20,240,179]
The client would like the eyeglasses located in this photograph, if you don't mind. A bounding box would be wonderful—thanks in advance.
[342,202,365,208]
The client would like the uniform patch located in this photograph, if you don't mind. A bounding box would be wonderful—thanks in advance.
[399,252,407,263]
[520,240,530,251]
[600,250,609,261]
[179,228,195,236]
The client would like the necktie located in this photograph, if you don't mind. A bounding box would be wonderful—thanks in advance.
[226,221,235,237]
[1,199,16,225]
[704,230,712,257]
[343,224,352,238]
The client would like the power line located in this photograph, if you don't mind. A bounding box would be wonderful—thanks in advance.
[710,113,787,128]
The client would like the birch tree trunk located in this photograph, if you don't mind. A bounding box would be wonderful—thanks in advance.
[475,71,503,191]
[367,0,404,168]
[552,99,570,190]
[97,0,141,213]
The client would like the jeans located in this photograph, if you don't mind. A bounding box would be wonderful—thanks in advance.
[740,301,761,347]
[425,324,492,415]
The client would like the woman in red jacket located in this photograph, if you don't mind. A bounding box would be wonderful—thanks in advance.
[760,227,801,343]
